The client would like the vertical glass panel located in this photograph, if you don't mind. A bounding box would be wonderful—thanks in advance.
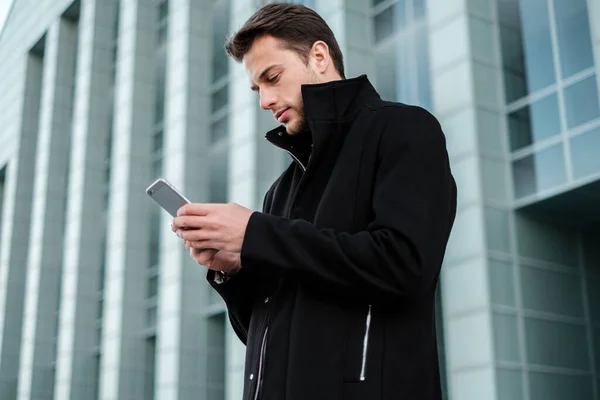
[212,0,230,82]
[508,93,561,151]
[211,85,229,113]
[415,24,432,110]
[485,207,511,253]
[533,144,566,191]
[413,0,426,20]
[525,318,589,370]
[147,275,158,298]
[564,75,600,129]
[594,326,600,371]
[374,40,397,101]
[512,143,566,198]
[144,337,156,400]
[521,266,584,317]
[499,0,527,102]
[374,2,405,43]
[154,47,166,124]
[493,313,521,362]
[210,114,229,143]
[570,127,600,179]
[553,0,594,78]
[207,313,226,400]
[497,368,524,400]
[209,146,229,203]
[489,260,515,307]
[519,0,556,93]
[529,372,593,400]
[149,207,160,267]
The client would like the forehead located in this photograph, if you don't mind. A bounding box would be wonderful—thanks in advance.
[243,36,300,76]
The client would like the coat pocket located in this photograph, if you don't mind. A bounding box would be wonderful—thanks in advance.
[343,304,373,382]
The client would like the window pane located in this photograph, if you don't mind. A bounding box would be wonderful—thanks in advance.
[512,143,567,198]
[413,0,426,19]
[493,313,521,362]
[521,266,584,317]
[374,41,397,101]
[211,85,229,113]
[210,114,228,143]
[415,24,432,110]
[149,207,160,267]
[520,0,556,93]
[564,75,600,129]
[508,93,561,151]
[525,318,589,370]
[374,2,405,43]
[209,146,229,203]
[554,0,594,78]
[529,372,593,400]
[147,275,158,298]
[489,260,515,307]
[497,368,524,400]
[498,0,527,102]
[155,48,166,124]
[570,127,600,179]
[211,0,230,82]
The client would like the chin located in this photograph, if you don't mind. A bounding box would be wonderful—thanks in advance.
[285,118,306,135]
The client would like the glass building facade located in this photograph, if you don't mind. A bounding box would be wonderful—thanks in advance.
[0,0,598,399]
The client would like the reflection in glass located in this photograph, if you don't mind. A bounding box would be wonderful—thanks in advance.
[554,0,594,79]
[571,127,600,179]
[508,93,561,151]
[519,0,556,93]
[513,143,567,198]
[564,75,600,129]
[498,0,527,102]
[211,0,230,82]
[209,146,229,203]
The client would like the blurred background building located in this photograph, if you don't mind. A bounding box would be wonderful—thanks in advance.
[0,0,598,399]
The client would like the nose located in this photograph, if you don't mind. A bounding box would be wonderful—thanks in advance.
[259,89,277,110]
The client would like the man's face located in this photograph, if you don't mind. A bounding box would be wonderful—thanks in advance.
[244,35,321,135]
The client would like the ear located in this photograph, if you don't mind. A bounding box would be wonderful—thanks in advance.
[309,41,331,74]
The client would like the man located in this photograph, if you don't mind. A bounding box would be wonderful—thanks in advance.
[172,3,457,399]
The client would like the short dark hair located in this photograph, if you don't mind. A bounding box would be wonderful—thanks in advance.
[225,3,345,78]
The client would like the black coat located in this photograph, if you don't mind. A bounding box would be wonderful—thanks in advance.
[208,75,457,400]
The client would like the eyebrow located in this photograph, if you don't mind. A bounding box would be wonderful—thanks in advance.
[250,64,282,92]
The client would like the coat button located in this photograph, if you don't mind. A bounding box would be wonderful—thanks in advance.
[264,297,269,303]
[249,374,254,380]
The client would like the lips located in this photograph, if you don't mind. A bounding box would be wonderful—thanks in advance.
[275,108,290,123]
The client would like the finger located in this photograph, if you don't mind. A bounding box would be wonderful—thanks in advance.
[188,240,215,249]
[177,203,221,217]
[178,227,213,242]
[172,215,207,231]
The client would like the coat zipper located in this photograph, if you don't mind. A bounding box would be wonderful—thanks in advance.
[359,304,372,381]
[253,135,312,399]
[254,326,269,400]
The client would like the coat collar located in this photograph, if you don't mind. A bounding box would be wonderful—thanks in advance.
[264,75,380,170]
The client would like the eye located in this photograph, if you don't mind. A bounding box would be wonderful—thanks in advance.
[267,74,280,83]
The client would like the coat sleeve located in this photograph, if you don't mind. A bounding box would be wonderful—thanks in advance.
[206,187,277,344]
[239,106,457,304]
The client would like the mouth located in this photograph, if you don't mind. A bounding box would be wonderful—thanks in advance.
[275,108,290,123]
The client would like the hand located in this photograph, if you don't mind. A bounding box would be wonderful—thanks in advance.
[184,241,241,274]
[172,203,255,253]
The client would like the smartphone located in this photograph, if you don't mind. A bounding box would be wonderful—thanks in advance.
[146,178,191,217]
